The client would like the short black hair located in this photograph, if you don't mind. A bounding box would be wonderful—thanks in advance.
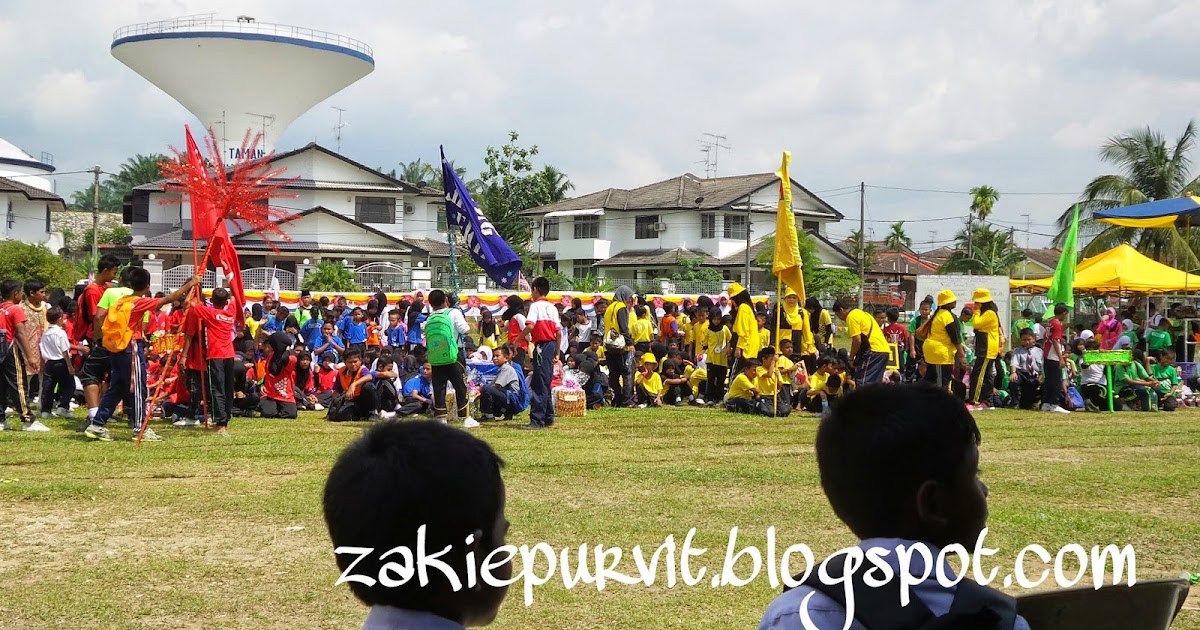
[759,346,775,359]
[343,348,363,362]
[531,276,550,296]
[428,289,446,308]
[23,280,45,296]
[211,288,230,307]
[816,384,981,539]
[1022,308,1033,318]
[376,356,394,369]
[1161,348,1176,359]
[744,358,762,369]
[817,356,835,369]
[46,307,63,325]
[0,279,20,299]
[1054,303,1069,316]
[323,421,505,609]
[1019,328,1035,338]
[97,254,121,273]
[886,307,900,323]
[128,268,151,292]
[832,298,854,313]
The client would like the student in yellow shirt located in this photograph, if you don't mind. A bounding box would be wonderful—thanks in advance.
[725,358,761,414]
[755,347,791,417]
[833,298,891,386]
[919,290,968,389]
[704,307,732,404]
[630,306,653,354]
[634,352,663,407]
[690,307,709,362]
[587,334,606,361]
[728,282,760,375]
[803,356,846,412]
[967,288,1003,408]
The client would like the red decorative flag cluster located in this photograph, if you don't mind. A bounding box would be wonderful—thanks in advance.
[159,127,298,252]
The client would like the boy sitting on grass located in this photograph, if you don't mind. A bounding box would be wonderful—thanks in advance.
[759,384,1030,629]
[1150,349,1182,411]
[724,358,762,414]
[801,357,844,413]
[324,420,511,630]
[634,352,663,408]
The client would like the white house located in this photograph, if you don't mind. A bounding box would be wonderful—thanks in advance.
[0,137,65,249]
[128,143,460,290]
[520,172,851,289]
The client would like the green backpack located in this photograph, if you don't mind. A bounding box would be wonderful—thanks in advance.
[425,311,459,366]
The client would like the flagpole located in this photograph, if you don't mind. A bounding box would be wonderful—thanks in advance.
[774,273,782,416]
[447,225,460,294]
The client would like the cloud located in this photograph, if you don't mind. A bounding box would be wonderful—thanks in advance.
[516,15,570,40]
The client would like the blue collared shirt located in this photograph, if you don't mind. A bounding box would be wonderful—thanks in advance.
[361,606,465,630]
[402,374,432,398]
[758,538,1031,630]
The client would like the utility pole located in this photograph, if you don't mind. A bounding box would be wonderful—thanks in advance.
[966,209,974,276]
[91,165,101,277]
[1020,213,1030,280]
[744,201,753,292]
[858,182,865,307]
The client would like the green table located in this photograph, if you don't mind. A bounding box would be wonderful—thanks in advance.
[1083,349,1133,412]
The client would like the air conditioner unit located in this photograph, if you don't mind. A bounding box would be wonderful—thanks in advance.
[653,222,668,232]
[411,279,432,291]
[403,203,415,215]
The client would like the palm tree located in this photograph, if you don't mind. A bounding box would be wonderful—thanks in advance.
[539,165,575,202]
[1056,121,1200,266]
[969,185,1000,222]
[884,222,912,251]
[848,229,878,271]
[940,224,1025,275]
[396,159,438,186]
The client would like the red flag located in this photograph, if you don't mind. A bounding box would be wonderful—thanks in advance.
[208,222,245,324]
[185,126,217,239]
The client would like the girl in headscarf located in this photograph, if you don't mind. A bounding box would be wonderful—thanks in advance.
[1097,307,1120,350]
[259,332,298,418]
[478,308,500,349]
[406,296,427,352]
[705,306,731,403]
[605,286,636,407]
[727,282,760,376]
[920,290,967,390]
[774,288,816,371]
[293,352,319,412]
[502,295,529,369]
[804,297,833,353]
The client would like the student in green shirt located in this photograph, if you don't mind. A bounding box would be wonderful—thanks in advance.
[1012,308,1034,340]
[1150,348,1182,411]
[1147,318,1173,357]
[1115,349,1158,411]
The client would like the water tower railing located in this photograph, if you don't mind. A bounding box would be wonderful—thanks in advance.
[113,17,373,59]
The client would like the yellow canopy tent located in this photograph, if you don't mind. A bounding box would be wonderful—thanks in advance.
[1010,244,1200,293]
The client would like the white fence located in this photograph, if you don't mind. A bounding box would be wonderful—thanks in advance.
[163,265,217,291]
[241,267,297,292]
[356,262,412,293]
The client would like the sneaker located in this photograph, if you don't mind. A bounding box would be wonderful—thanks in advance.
[39,411,51,420]
[637,403,648,409]
[379,411,397,420]
[53,407,73,419]
[173,417,201,427]
[1084,400,1100,413]
[0,420,9,432]
[1050,405,1070,414]
[434,416,448,425]
[367,413,381,422]
[313,403,325,411]
[463,417,481,429]
[136,427,163,441]
[22,420,51,432]
[481,414,496,422]
[693,397,705,406]
[84,424,113,441]
[215,426,230,437]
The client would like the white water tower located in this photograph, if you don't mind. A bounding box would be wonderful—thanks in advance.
[111,14,374,160]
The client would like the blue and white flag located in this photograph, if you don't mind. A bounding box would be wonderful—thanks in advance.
[441,147,524,289]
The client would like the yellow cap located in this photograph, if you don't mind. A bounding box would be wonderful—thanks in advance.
[937,289,956,306]
[783,287,797,298]
[972,288,993,303]
[727,282,746,297]
[641,353,658,364]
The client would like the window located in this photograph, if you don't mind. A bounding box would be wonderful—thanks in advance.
[573,259,598,278]
[701,214,716,239]
[45,204,51,233]
[437,210,448,233]
[574,216,600,239]
[355,196,396,224]
[542,218,559,241]
[543,260,559,273]
[635,215,659,239]
[724,214,748,239]
[6,200,13,230]
[802,220,819,232]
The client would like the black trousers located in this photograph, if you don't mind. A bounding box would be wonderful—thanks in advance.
[259,397,298,419]
[969,356,996,404]
[1080,382,1107,409]
[0,347,31,423]
[706,365,729,403]
[479,384,514,417]
[1042,359,1062,407]
[925,363,954,390]
[856,351,889,385]
[607,347,633,407]
[1016,376,1040,409]
[397,395,430,416]
[431,362,468,418]
[207,358,235,427]
[40,359,75,412]
[376,379,399,413]
[661,382,690,405]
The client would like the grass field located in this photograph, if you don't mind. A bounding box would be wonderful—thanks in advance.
[1,405,1198,629]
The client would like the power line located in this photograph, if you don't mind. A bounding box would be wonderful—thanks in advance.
[864,184,1080,196]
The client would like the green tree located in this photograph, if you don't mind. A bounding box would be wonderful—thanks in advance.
[301,260,360,292]
[884,222,912,251]
[570,272,614,292]
[69,153,168,212]
[0,241,81,289]
[478,132,556,253]
[538,165,575,202]
[396,159,438,186]
[847,229,877,271]
[670,255,723,283]
[969,185,1001,222]
[940,224,1026,275]
[1056,121,1200,266]
[69,225,131,252]
[807,267,860,299]
[70,183,122,213]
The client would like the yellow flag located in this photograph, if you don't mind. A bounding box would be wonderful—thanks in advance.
[772,151,805,301]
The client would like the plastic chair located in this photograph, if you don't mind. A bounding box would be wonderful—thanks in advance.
[1016,578,1190,630]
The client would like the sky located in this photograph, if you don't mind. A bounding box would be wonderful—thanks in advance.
[3,0,1200,250]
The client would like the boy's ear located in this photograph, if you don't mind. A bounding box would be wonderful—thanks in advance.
[464,527,485,590]
[914,479,951,530]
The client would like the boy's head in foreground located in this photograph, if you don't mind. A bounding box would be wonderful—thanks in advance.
[323,421,510,625]
[816,384,986,549]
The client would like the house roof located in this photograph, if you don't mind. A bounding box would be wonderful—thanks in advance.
[867,249,939,275]
[404,236,466,259]
[919,246,956,266]
[1018,247,1062,269]
[596,247,723,267]
[0,176,65,207]
[133,143,431,195]
[520,172,843,219]
[132,207,417,255]
[807,230,858,268]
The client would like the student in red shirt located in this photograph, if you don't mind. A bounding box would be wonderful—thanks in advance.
[522,276,562,430]
[85,271,200,442]
[77,255,121,419]
[191,288,239,435]
[259,332,298,419]
[0,279,36,431]
[881,307,909,372]
[315,352,339,408]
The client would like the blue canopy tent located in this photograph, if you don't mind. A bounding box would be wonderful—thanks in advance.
[1093,196,1200,228]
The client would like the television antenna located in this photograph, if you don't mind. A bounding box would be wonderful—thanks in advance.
[332,106,348,153]
[699,133,731,178]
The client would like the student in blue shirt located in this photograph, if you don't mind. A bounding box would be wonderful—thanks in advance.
[323,421,511,630]
[346,307,369,356]
[385,309,406,348]
[263,305,289,334]
[300,310,323,350]
[311,320,345,363]
[759,385,1029,630]
[397,361,433,417]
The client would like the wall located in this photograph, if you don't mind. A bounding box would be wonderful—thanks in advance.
[1,194,51,243]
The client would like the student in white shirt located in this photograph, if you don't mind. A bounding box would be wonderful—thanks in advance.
[35,307,75,429]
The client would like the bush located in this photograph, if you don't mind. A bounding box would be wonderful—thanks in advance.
[301,260,360,292]
[0,241,82,290]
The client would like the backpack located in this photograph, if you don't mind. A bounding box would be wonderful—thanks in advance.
[508,367,531,413]
[785,550,1018,630]
[101,296,139,353]
[0,306,12,364]
[424,311,459,366]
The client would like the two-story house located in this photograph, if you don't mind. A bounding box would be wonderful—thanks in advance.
[128,143,460,291]
[0,137,65,250]
[520,172,851,289]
